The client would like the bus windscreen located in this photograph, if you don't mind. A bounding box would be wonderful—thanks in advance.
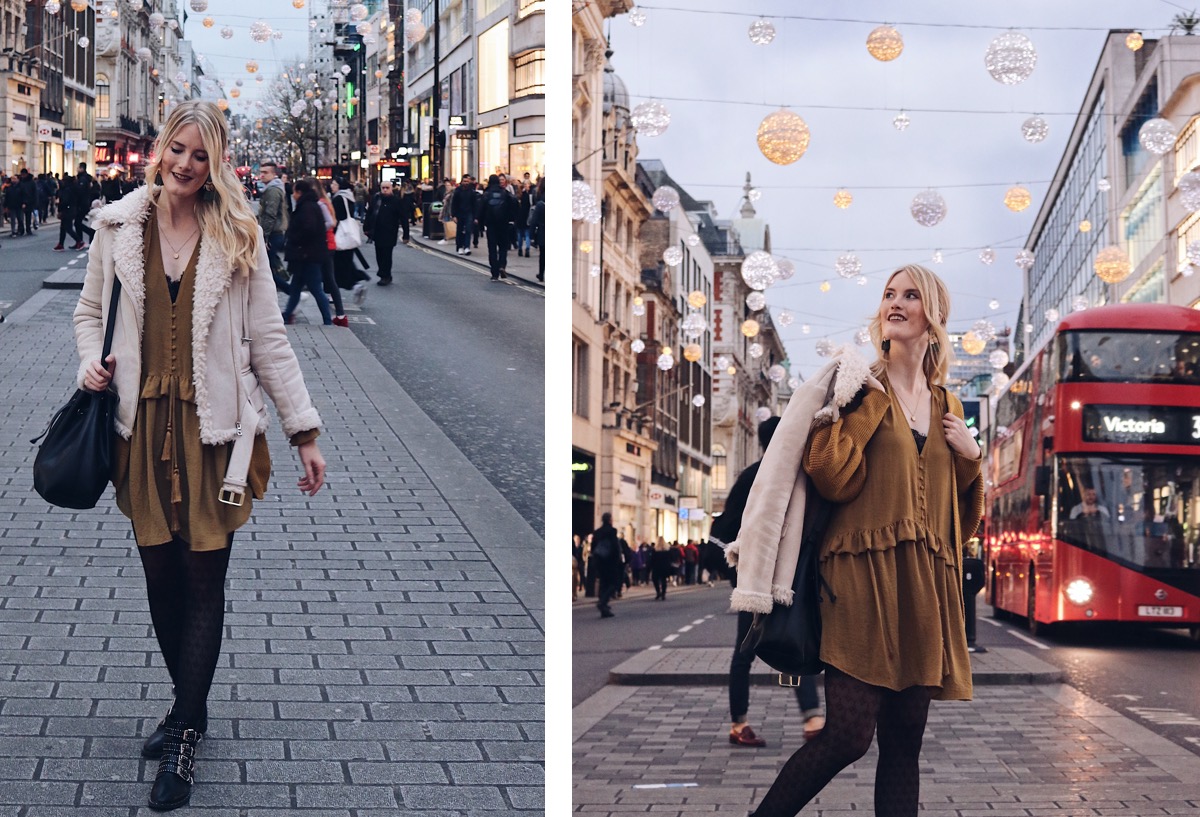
[1058,331,1200,384]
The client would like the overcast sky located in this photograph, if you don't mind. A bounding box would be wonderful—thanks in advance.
[609,0,1190,380]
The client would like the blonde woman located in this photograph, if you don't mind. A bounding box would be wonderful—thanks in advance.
[74,100,325,811]
[744,265,983,817]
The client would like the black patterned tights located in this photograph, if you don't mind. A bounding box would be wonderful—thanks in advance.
[751,667,935,817]
[138,537,232,727]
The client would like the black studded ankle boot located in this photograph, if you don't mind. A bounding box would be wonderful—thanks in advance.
[142,702,207,759]
[147,718,201,811]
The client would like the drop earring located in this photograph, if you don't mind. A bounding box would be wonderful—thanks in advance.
[154,172,163,186]
[202,178,217,203]
[881,338,891,355]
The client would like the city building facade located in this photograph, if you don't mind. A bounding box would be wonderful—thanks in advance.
[94,0,162,178]
[0,0,47,174]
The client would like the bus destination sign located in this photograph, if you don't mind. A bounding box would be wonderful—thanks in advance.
[1081,404,1200,446]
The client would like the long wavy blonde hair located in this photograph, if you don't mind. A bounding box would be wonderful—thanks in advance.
[144,100,260,276]
[867,264,955,385]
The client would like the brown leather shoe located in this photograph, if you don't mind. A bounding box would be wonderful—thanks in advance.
[729,724,766,747]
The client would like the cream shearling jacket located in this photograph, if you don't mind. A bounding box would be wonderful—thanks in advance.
[72,186,322,445]
[725,348,872,614]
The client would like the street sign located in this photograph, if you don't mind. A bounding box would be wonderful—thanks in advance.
[455,130,478,140]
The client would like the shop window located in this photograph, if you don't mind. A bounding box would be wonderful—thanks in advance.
[477,20,509,113]
[514,50,544,98]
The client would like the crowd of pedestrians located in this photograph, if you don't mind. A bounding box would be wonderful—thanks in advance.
[572,527,727,609]
[1,164,106,249]
[436,171,545,283]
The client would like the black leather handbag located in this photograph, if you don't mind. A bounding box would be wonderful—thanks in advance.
[739,483,836,678]
[31,281,121,510]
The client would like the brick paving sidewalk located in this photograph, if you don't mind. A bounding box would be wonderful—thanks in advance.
[573,682,1200,816]
[0,289,544,814]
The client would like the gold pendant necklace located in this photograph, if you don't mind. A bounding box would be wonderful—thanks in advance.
[891,385,925,424]
[159,222,199,260]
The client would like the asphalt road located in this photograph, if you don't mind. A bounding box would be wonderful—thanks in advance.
[0,219,545,537]
[574,580,1200,756]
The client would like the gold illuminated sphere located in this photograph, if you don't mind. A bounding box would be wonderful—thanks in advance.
[833,188,853,209]
[1004,185,1032,212]
[375,70,384,79]
[70,0,87,11]
[633,296,644,307]
[756,108,810,166]
[961,331,986,356]
[683,344,702,362]
[819,280,831,293]
[304,90,314,98]
[579,240,593,254]
[245,60,259,73]
[726,366,736,375]
[229,88,240,98]
[202,16,214,28]
[1094,245,1132,284]
[741,319,761,338]
[688,290,706,309]
[866,25,904,62]
[216,98,228,111]
[1126,32,1144,51]
[1079,219,1092,233]
[292,0,306,7]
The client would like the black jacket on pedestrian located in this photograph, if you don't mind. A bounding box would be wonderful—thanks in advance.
[590,523,623,580]
[476,182,519,227]
[18,175,37,211]
[449,181,476,221]
[284,193,328,263]
[56,178,77,219]
[364,192,403,245]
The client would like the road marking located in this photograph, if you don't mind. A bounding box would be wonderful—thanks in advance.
[1128,707,1200,726]
[662,633,679,642]
[1187,737,1200,747]
[1005,628,1050,650]
[632,783,698,790]
[647,644,661,651]
[705,614,714,620]
[692,619,706,625]
[981,618,1004,627]
[677,625,692,633]
[1113,694,1142,701]
[347,316,376,324]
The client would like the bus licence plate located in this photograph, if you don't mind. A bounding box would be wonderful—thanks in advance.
[1137,605,1183,618]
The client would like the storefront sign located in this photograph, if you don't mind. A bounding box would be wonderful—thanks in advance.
[1082,404,1200,446]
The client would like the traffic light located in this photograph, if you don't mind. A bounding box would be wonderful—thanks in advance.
[961,399,981,439]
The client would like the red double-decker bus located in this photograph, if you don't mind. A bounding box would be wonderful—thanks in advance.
[986,303,1200,638]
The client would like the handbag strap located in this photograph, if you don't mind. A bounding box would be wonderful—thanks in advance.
[100,279,122,366]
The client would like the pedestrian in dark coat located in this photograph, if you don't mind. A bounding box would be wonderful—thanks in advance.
[18,170,37,235]
[591,513,623,618]
[650,537,675,600]
[4,178,24,236]
[532,178,545,282]
[281,179,333,325]
[364,180,403,285]
[449,175,477,255]
[476,174,519,282]
[397,183,417,244]
[73,163,97,245]
[54,175,81,250]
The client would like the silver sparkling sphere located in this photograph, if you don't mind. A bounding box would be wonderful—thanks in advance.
[775,258,795,280]
[979,247,995,265]
[1021,116,1049,143]
[748,18,776,45]
[1015,249,1035,271]
[746,292,766,311]
[631,100,670,137]
[776,310,794,327]
[855,327,871,346]
[1187,239,1200,266]
[767,364,786,383]
[754,407,772,423]
[1139,118,1177,156]
[835,253,862,279]
[631,339,645,353]
[629,8,646,26]
[741,251,777,291]
[1098,177,1112,192]
[657,352,674,371]
[985,31,1037,85]
[989,299,1001,311]
[715,354,731,370]
[686,234,700,247]
[815,339,835,358]
[893,111,911,132]
[932,250,943,264]
[911,190,947,227]
[651,185,680,213]
[990,350,1010,370]
[1072,296,1089,312]
[681,312,707,339]
[1045,308,1060,323]
[1179,171,1200,212]
[972,319,996,342]
[749,343,764,359]
[692,395,706,408]
[663,246,683,267]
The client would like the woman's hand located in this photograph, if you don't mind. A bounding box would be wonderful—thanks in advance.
[83,354,115,392]
[297,440,326,495]
[943,412,982,459]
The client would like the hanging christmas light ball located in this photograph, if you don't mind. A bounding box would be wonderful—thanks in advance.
[304,89,314,98]
[756,108,810,165]
[754,406,772,422]
[1004,185,1032,212]
[688,290,707,309]
[572,180,601,223]
[961,331,986,355]
[748,18,776,45]
[136,46,152,62]
[1015,249,1035,271]
[746,291,766,311]
[815,339,835,358]
[985,31,1037,85]
[579,240,594,254]
[833,189,853,209]
[234,79,243,87]
[692,395,706,408]
[1139,117,1177,155]
[748,188,762,203]
[628,7,646,26]
[992,372,1011,392]
[979,247,996,265]
[78,36,89,48]
[989,299,1001,311]
[230,88,240,98]
[741,319,761,338]
[256,75,263,83]
[893,111,911,131]
[657,351,674,371]
[686,234,700,248]
[1045,308,1060,323]
[406,22,427,43]
[775,258,795,280]
[293,0,306,6]
[70,0,88,11]
[216,98,229,111]
[149,11,165,29]
[1022,116,1049,143]
[349,2,369,21]
[1187,239,1200,266]
[356,21,372,36]
[749,343,765,359]
[651,185,680,213]
[589,265,601,278]
[1079,219,1092,233]
[855,327,871,346]
[681,312,707,339]
[220,26,234,39]
[309,18,318,29]
[168,19,180,31]
[911,189,947,227]
[800,324,811,335]
[857,276,868,286]
[630,100,670,137]
[45,0,61,12]
[312,99,323,110]
[972,319,997,342]
[767,364,787,383]
[819,280,831,293]
[835,252,862,279]
[866,24,903,61]
[741,251,777,291]
[249,20,272,43]
[1098,177,1112,192]
[1179,171,1200,211]
[290,100,306,116]
[777,310,795,327]
[715,354,731,371]
[202,16,214,28]
[683,344,703,363]
[375,69,384,79]
[631,339,646,354]
[1094,245,1132,283]
[932,249,943,264]
[989,349,1010,370]
[190,0,209,11]
[663,246,683,267]
[245,60,259,74]
[1072,295,1090,312]
[406,8,423,24]
[1126,32,1144,51]
[788,376,801,390]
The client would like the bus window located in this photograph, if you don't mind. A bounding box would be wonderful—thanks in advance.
[1060,331,1200,384]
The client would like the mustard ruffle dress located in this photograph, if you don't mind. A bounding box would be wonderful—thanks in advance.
[802,383,983,700]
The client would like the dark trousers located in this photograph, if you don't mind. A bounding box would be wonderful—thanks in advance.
[486,224,508,278]
[652,570,669,598]
[455,217,471,252]
[320,254,345,315]
[730,611,820,722]
[598,572,620,612]
[374,240,396,281]
[58,215,79,246]
[282,259,332,325]
[401,220,411,243]
[74,213,94,243]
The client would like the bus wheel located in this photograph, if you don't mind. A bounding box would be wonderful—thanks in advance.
[1026,572,1041,637]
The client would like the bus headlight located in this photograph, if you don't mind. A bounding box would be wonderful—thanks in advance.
[1065,578,1094,606]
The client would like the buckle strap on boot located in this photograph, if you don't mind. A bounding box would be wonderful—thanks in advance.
[157,722,202,784]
